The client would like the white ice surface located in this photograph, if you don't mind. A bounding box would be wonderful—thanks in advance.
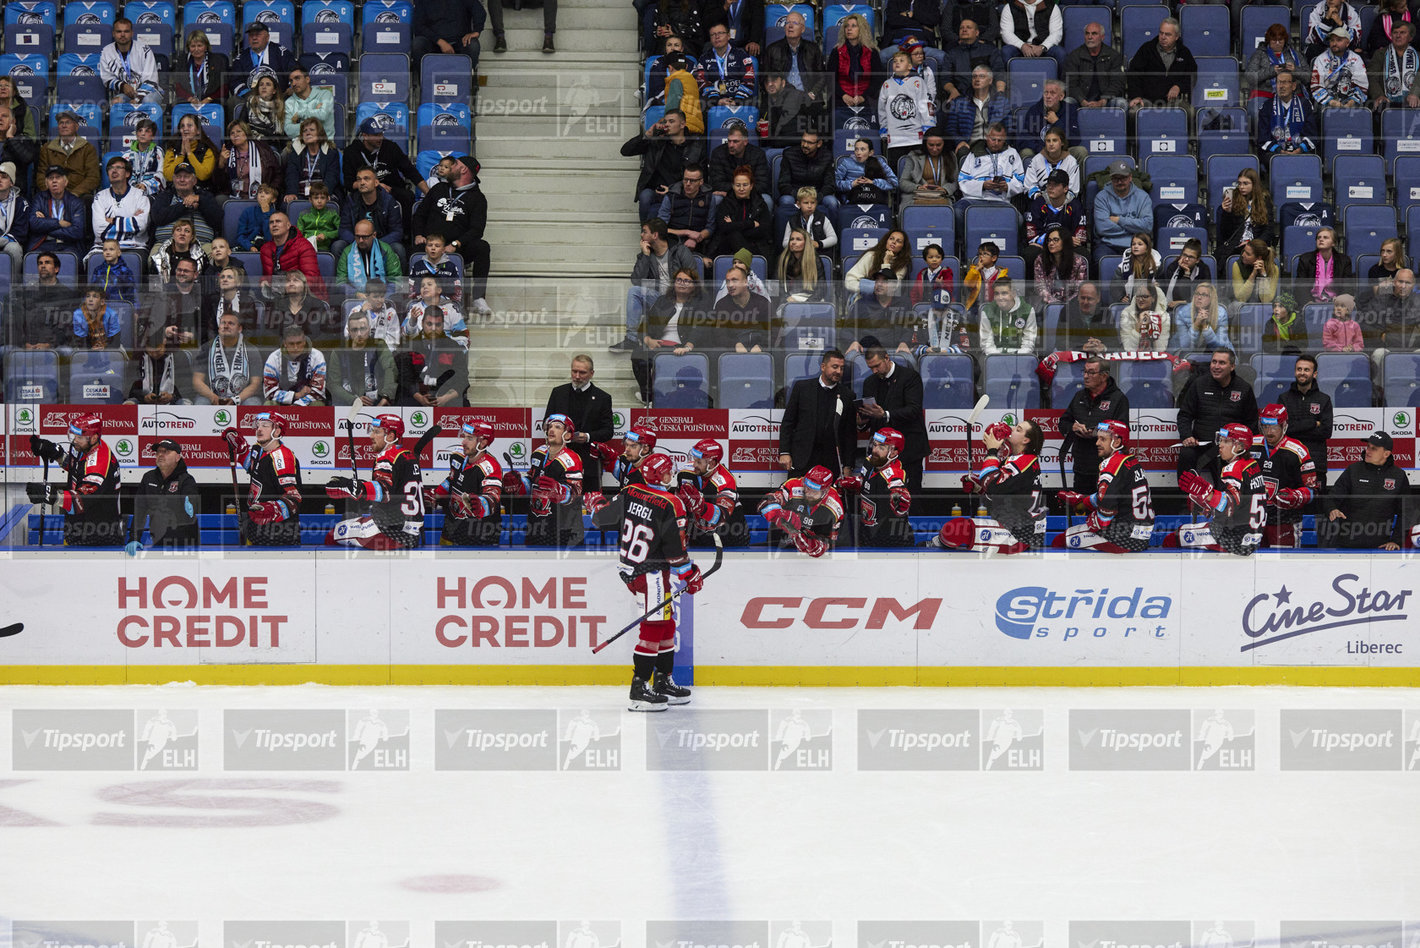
[0,684,1416,943]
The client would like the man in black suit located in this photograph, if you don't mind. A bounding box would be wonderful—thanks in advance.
[228,21,297,108]
[858,347,928,491]
[779,349,856,479]
[544,354,616,489]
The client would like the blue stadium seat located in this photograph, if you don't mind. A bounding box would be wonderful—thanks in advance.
[1408,205,1420,262]
[5,21,54,54]
[920,354,975,409]
[416,102,472,135]
[1301,303,1331,341]
[360,0,414,26]
[1316,353,1371,407]
[983,354,1040,410]
[64,1,115,27]
[718,354,775,408]
[1157,226,1208,256]
[1061,6,1110,53]
[1116,359,1172,408]
[838,202,891,231]
[1322,108,1374,168]
[1240,5,1289,57]
[712,254,768,284]
[304,19,351,57]
[964,205,1019,257]
[3,350,60,402]
[354,101,410,139]
[24,251,79,285]
[1181,5,1231,56]
[1383,353,1420,407]
[110,102,164,149]
[301,0,355,29]
[642,105,664,132]
[48,102,103,134]
[1193,56,1240,107]
[1121,4,1166,58]
[63,21,108,54]
[1282,224,1321,262]
[57,50,101,76]
[707,104,760,135]
[1041,303,1063,351]
[820,3,876,53]
[416,124,471,155]
[783,352,820,387]
[1342,204,1398,258]
[4,1,57,28]
[1333,155,1387,217]
[763,3,816,44]
[128,0,177,29]
[1007,57,1056,109]
[1077,107,1126,159]
[653,353,712,407]
[840,226,887,258]
[55,71,105,105]
[1049,359,1086,407]
[183,0,236,32]
[67,350,128,405]
[221,199,256,242]
[171,102,224,139]
[1381,108,1420,166]
[1269,153,1324,217]
[421,54,474,104]
[1396,157,1420,217]
[1145,155,1199,206]
[1135,108,1188,161]
[1204,154,1257,204]
[358,52,411,102]
[0,53,50,104]
[133,21,174,60]
[361,18,411,53]
[1251,353,1293,404]
[844,350,868,398]
[242,0,296,30]
[778,302,836,351]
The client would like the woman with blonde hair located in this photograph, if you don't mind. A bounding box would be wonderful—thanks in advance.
[1118,283,1171,352]
[830,14,883,110]
[1230,238,1280,305]
[173,28,228,106]
[1174,281,1233,351]
[1368,236,1409,299]
[775,227,824,301]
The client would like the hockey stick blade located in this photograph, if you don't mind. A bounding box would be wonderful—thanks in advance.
[967,393,991,425]
[592,534,722,655]
[0,623,23,637]
[412,423,444,456]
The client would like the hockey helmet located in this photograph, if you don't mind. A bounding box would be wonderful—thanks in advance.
[252,410,287,432]
[1259,403,1288,429]
[690,438,724,466]
[1095,419,1129,445]
[1216,423,1253,446]
[371,413,404,439]
[544,413,575,436]
[624,425,658,449]
[68,413,102,437]
[871,427,905,454]
[461,420,496,444]
[803,465,835,491]
[639,451,675,485]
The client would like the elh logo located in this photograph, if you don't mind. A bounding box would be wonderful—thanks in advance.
[1405,710,1420,771]
[347,919,412,948]
[646,709,770,771]
[558,709,622,770]
[1191,710,1255,770]
[137,709,199,771]
[771,921,832,948]
[346,709,411,771]
[770,709,833,771]
[224,709,346,771]
[985,921,1044,948]
[980,709,1044,771]
[1192,921,1255,948]
[858,709,978,771]
[559,920,623,948]
[1069,710,1190,771]
[1280,709,1402,770]
[435,709,557,771]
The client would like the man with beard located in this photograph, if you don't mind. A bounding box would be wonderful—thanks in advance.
[412,154,491,315]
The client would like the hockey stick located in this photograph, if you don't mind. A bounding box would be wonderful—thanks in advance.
[1058,431,1074,528]
[37,456,49,549]
[591,533,723,655]
[343,400,364,479]
[412,423,444,457]
[0,623,22,638]
[964,393,989,472]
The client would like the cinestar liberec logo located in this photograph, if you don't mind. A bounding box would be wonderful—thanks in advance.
[1240,575,1411,652]
[994,586,1171,640]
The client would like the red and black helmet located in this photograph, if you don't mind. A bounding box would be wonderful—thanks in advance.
[624,425,658,449]
[690,438,724,466]
[252,410,287,432]
[871,427,905,453]
[1095,419,1129,445]
[461,420,496,444]
[803,465,835,490]
[1217,423,1254,446]
[640,451,675,484]
[544,413,575,435]
[68,413,102,437]
[371,413,404,439]
[1260,403,1288,429]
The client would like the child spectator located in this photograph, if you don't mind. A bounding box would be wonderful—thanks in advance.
[72,287,122,350]
[910,243,955,308]
[235,183,279,250]
[297,181,339,252]
[780,187,838,257]
[408,232,463,304]
[124,118,165,194]
[962,240,1005,310]
[350,278,402,349]
[403,274,469,348]
[1322,293,1365,351]
[89,238,138,307]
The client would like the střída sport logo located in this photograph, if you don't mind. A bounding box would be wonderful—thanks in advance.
[994,585,1171,640]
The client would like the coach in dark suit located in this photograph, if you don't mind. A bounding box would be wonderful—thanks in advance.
[779,348,856,478]
[858,346,928,491]
[544,354,615,488]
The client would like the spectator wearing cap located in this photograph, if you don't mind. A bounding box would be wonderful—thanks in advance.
[125,438,200,553]
[342,118,429,220]
[99,18,163,106]
[149,162,222,247]
[0,104,36,185]
[1025,170,1087,266]
[413,0,485,66]
[1306,0,1364,58]
[1311,26,1370,107]
[284,117,343,206]
[1322,431,1412,550]
[335,167,406,264]
[173,29,229,107]
[411,155,492,316]
[126,326,193,405]
[1127,17,1197,110]
[227,21,296,107]
[0,161,29,273]
[28,167,87,253]
[36,111,100,196]
[1092,158,1151,265]
[282,66,335,156]
[163,113,220,188]
[89,155,151,261]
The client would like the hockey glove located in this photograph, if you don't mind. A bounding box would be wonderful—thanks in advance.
[794,530,829,558]
[1085,509,1106,533]
[500,470,528,496]
[676,482,704,516]
[422,486,441,510]
[961,474,983,494]
[533,474,572,505]
[221,427,250,464]
[25,482,58,506]
[986,422,1012,443]
[1177,471,1219,510]
[125,541,142,557]
[449,492,476,519]
[325,476,364,500]
[621,571,648,596]
[763,507,804,533]
[593,441,620,469]
[582,491,610,515]
[1274,487,1310,509]
[29,436,63,464]
[248,501,284,525]
[889,487,911,515]
[673,561,704,595]
[837,474,863,494]
[1056,490,1090,511]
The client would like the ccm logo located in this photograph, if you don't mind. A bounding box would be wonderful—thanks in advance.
[739,597,942,630]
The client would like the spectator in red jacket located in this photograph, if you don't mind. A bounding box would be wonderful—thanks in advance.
[260,209,326,300]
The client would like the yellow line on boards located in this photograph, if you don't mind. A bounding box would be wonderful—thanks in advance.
[0,666,1415,687]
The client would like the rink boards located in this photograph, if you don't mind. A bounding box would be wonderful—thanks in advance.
[0,550,1417,686]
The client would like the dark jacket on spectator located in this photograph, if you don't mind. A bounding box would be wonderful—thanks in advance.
[762,37,831,103]
[1062,41,1128,103]
[941,40,1005,97]
[28,190,87,252]
[173,52,229,105]
[414,0,486,43]
[341,137,424,196]
[941,0,1002,46]
[778,145,836,199]
[883,0,942,46]
[1128,38,1198,104]
[339,188,405,246]
[227,42,297,100]
[704,0,764,50]
[621,130,708,200]
[149,185,223,237]
[284,143,343,203]
[707,141,773,194]
[412,180,488,250]
[779,374,856,472]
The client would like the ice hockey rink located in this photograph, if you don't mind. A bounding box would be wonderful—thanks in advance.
[1,683,1417,948]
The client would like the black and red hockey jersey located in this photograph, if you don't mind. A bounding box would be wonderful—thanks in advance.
[612,455,646,489]
[243,442,302,545]
[591,481,690,579]
[357,443,424,545]
[858,457,914,547]
[59,440,122,546]
[677,464,748,547]
[526,443,585,547]
[1094,450,1154,530]
[761,476,844,540]
[435,450,502,546]
[980,451,1045,546]
[1250,435,1317,527]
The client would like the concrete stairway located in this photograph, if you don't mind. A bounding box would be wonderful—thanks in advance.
[473,0,645,408]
